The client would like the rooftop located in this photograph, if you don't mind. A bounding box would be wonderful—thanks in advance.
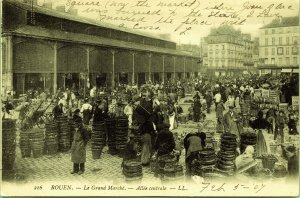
[261,16,299,29]
[5,0,172,42]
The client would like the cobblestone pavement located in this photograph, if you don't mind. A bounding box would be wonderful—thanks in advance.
[2,100,298,185]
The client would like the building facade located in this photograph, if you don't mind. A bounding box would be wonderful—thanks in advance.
[2,0,200,96]
[205,26,254,76]
[258,16,299,75]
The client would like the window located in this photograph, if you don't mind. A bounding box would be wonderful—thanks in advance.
[216,45,219,49]
[221,60,225,67]
[286,47,290,55]
[277,47,283,55]
[286,37,290,45]
[265,48,269,56]
[271,58,275,64]
[293,57,297,65]
[272,48,275,55]
[292,46,298,54]
[272,37,275,45]
[279,37,282,45]
[265,29,268,34]
[209,60,213,66]
[222,45,225,50]
[292,36,298,44]
[264,58,268,64]
[265,38,268,46]
[286,57,290,65]
[215,60,219,67]
[279,58,282,65]
[272,29,275,34]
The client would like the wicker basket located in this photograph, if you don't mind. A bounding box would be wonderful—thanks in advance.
[262,154,278,170]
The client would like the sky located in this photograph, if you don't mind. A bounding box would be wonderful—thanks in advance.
[39,0,299,44]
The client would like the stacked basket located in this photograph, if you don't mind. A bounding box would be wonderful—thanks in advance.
[45,120,59,155]
[240,132,257,154]
[216,133,238,174]
[57,115,71,152]
[115,116,129,155]
[29,128,45,158]
[162,164,184,183]
[157,154,177,179]
[2,119,17,170]
[91,121,107,159]
[20,130,31,158]
[192,149,217,176]
[106,118,117,155]
[123,160,143,182]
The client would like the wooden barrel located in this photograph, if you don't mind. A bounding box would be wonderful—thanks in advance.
[45,120,59,155]
[57,116,71,152]
[20,129,31,158]
[29,128,45,158]
[2,119,16,170]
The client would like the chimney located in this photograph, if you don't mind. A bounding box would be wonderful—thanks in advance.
[56,5,66,12]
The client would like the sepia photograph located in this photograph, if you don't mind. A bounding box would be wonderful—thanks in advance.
[1,0,299,196]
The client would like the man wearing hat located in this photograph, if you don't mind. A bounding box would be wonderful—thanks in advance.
[70,111,90,175]
[223,106,241,140]
[80,98,93,125]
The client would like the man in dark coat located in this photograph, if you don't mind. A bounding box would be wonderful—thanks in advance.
[154,123,175,157]
[92,100,107,124]
[285,146,299,180]
[70,113,90,175]
[193,98,202,122]
[139,119,155,166]
[183,131,206,177]
[53,103,63,119]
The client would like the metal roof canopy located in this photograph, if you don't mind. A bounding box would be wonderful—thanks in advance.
[6,25,197,58]
[5,0,172,43]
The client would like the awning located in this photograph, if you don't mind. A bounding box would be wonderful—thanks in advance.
[281,68,299,73]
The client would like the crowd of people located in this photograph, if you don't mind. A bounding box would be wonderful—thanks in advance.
[1,73,299,178]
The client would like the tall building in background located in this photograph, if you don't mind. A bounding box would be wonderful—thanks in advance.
[205,25,254,76]
[258,16,299,75]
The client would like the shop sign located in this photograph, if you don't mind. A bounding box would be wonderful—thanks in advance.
[261,89,269,98]
[279,103,288,111]
[292,96,299,106]
[254,89,262,98]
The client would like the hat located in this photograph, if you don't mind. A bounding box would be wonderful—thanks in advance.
[157,123,170,131]
[74,109,80,114]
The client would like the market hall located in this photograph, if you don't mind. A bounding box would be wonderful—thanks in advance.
[2,0,200,96]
